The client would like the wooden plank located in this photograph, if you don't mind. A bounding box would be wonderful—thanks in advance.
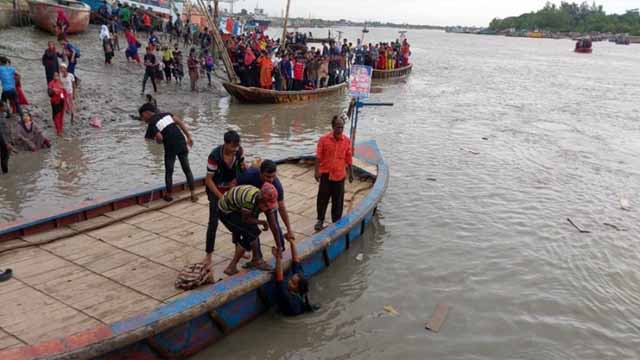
[0,239,28,253]
[68,215,113,232]
[43,234,140,274]
[88,223,157,249]
[103,204,147,221]
[0,248,78,286]
[102,259,180,301]
[20,227,76,244]
[425,304,450,333]
[0,281,101,344]
[0,328,23,351]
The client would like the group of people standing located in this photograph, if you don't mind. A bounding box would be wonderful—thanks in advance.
[138,99,353,315]
[354,38,412,70]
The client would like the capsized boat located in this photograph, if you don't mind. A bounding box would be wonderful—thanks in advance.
[0,141,388,360]
[28,0,90,34]
[372,63,413,80]
[223,81,347,104]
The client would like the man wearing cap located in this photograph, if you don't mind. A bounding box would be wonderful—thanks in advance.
[314,114,353,231]
[218,183,281,275]
[139,103,198,202]
[237,159,295,250]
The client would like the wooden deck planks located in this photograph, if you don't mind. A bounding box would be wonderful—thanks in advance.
[0,162,376,348]
[0,278,101,345]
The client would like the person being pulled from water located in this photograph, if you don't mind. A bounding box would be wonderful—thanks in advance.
[237,159,296,250]
[139,103,198,203]
[314,114,353,231]
[202,130,245,267]
[272,236,317,316]
[218,183,282,275]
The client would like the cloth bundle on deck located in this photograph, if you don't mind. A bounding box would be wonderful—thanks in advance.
[175,263,214,290]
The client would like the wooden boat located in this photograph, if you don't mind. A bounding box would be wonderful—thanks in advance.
[223,81,347,104]
[28,0,90,34]
[574,38,592,53]
[372,63,413,80]
[574,47,592,53]
[0,141,388,360]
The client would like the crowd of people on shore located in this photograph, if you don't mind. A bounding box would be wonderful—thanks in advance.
[225,32,411,91]
[139,98,353,315]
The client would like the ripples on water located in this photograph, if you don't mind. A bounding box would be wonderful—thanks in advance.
[2,26,640,359]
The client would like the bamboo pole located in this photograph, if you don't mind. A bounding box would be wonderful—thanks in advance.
[280,0,291,49]
[195,0,239,83]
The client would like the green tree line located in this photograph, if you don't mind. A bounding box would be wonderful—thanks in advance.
[489,1,640,35]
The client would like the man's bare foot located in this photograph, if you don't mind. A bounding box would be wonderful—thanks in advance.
[223,267,239,276]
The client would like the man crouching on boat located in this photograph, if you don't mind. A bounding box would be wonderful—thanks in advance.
[219,183,282,275]
[272,237,316,316]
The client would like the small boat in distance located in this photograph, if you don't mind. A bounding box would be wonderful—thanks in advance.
[28,0,90,34]
[575,38,592,53]
[362,22,369,34]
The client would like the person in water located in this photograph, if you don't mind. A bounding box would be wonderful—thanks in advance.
[59,64,76,124]
[100,25,115,65]
[0,103,15,174]
[203,130,245,267]
[142,46,158,94]
[48,72,65,136]
[139,103,197,203]
[42,41,61,84]
[218,183,282,275]
[14,111,51,152]
[314,114,353,231]
[272,237,316,316]
[0,56,22,117]
[56,9,69,41]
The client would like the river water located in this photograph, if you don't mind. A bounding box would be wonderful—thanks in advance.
[2,26,640,359]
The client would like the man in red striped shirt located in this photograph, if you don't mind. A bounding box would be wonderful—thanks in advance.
[314,114,353,231]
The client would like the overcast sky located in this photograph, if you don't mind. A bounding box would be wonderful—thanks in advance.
[227,0,639,26]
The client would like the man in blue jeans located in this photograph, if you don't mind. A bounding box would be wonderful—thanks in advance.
[0,56,22,117]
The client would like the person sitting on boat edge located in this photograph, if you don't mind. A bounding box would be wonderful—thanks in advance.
[218,183,281,275]
[139,103,198,203]
[203,130,245,267]
[237,159,295,251]
[272,237,318,316]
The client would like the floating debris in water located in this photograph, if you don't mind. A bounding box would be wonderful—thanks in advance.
[619,197,631,211]
[603,223,627,231]
[425,303,450,333]
[355,253,364,261]
[460,147,480,155]
[567,218,591,234]
[384,305,399,316]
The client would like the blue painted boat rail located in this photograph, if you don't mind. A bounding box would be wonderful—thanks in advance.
[0,141,388,360]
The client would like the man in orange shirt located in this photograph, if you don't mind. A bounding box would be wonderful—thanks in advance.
[314,114,353,231]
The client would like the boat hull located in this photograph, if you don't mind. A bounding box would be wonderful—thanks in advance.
[28,0,90,34]
[372,64,413,80]
[574,48,592,53]
[223,82,347,104]
[0,141,388,360]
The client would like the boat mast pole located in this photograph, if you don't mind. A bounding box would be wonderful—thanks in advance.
[280,0,291,49]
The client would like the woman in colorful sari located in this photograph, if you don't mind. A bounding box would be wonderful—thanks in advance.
[15,111,50,152]
[47,72,65,136]
[257,50,273,90]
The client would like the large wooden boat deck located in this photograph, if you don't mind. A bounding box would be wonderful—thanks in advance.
[0,161,375,352]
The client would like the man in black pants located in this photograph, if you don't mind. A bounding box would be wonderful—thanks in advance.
[139,103,197,202]
[0,112,13,174]
[314,114,353,231]
[202,130,244,267]
[142,46,158,94]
